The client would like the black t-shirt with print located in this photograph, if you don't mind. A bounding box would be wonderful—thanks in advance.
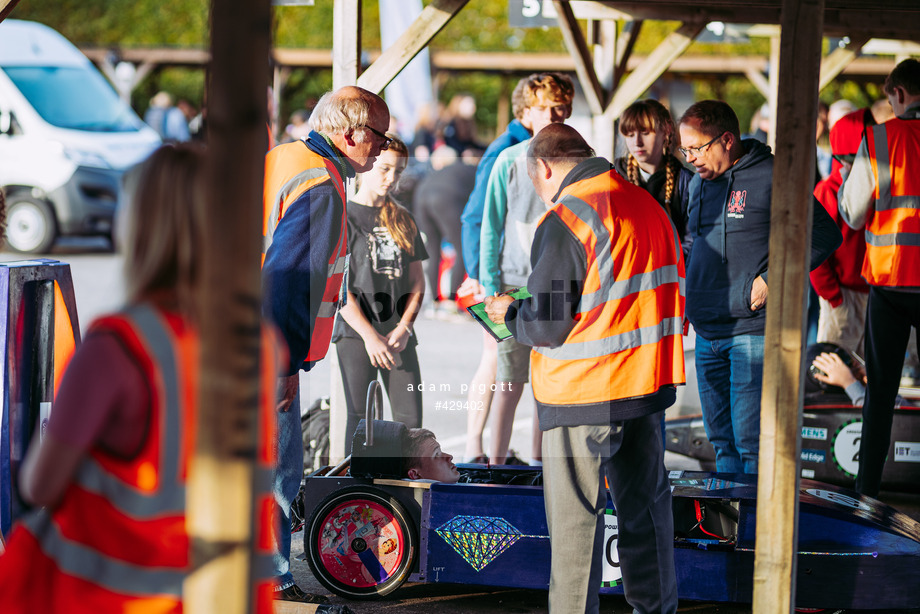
[332,199,428,345]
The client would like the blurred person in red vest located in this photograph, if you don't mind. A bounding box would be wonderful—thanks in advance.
[0,145,283,613]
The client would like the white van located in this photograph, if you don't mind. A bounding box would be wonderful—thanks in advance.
[0,19,161,253]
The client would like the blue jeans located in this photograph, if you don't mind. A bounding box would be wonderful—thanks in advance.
[273,386,303,588]
[695,334,764,474]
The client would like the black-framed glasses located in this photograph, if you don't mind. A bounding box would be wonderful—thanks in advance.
[678,133,723,158]
[364,125,393,150]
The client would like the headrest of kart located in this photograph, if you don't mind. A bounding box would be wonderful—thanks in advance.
[805,342,852,395]
[349,419,408,479]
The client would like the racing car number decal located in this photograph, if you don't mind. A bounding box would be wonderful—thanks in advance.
[602,510,622,587]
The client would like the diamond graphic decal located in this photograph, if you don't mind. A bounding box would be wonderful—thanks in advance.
[435,515,524,571]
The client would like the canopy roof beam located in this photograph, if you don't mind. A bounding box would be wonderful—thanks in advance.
[604,21,705,121]
[356,0,470,95]
[554,0,607,115]
[819,34,871,91]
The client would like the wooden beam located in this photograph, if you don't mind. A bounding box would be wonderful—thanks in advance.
[186,0,271,612]
[819,34,871,91]
[552,0,605,115]
[753,0,825,612]
[333,0,361,88]
[593,19,617,91]
[767,34,780,153]
[604,21,705,121]
[614,20,643,88]
[745,66,771,99]
[0,0,20,23]
[356,0,469,95]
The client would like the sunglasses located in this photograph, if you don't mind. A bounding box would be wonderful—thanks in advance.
[364,125,393,150]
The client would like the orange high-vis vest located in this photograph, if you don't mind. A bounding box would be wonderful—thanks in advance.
[530,170,686,406]
[262,140,349,363]
[0,305,280,614]
[862,116,920,288]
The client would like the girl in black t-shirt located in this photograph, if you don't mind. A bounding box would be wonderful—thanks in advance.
[333,135,428,453]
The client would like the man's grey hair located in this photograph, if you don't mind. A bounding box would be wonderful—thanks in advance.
[309,89,373,140]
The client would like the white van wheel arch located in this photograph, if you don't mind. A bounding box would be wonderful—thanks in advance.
[5,195,57,254]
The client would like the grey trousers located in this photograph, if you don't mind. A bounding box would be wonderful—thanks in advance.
[542,413,677,614]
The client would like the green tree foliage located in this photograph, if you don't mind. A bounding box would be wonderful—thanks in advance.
[8,1,889,139]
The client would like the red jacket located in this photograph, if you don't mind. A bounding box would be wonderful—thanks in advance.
[811,172,870,305]
[810,108,873,305]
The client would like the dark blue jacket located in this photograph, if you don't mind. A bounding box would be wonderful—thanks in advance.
[460,119,531,279]
[685,139,841,339]
[262,131,354,375]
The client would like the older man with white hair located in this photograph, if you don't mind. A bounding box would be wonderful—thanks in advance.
[262,85,390,603]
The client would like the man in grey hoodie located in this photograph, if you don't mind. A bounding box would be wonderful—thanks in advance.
[679,100,841,474]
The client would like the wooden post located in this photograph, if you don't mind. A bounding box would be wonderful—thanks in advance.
[767,33,780,153]
[333,0,361,89]
[753,1,824,612]
[553,0,605,116]
[185,0,271,612]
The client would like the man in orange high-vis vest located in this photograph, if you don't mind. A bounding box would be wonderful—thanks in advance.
[262,85,390,602]
[486,124,684,614]
[839,59,920,498]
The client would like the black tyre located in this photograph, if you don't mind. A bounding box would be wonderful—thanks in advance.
[305,486,416,599]
[302,397,330,475]
[4,195,57,254]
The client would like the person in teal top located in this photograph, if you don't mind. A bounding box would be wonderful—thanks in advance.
[477,72,574,466]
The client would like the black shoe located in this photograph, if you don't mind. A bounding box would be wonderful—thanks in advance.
[274,583,330,604]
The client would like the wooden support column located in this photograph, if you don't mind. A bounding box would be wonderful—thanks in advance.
[593,19,618,159]
[767,34,780,152]
[357,0,469,95]
[605,21,705,121]
[753,1,824,612]
[614,20,643,88]
[186,0,271,612]
[553,0,605,115]
[333,0,361,88]
[819,34,871,91]
[745,66,771,100]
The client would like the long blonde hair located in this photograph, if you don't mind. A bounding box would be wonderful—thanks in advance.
[619,99,682,218]
[375,135,418,256]
[123,144,207,320]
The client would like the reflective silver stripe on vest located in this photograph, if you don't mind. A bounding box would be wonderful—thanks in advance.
[536,316,683,360]
[557,195,613,314]
[74,304,185,517]
[865,228,920,247]
[263,166,332,253]
[872,125,894,212]
[557,195,684,316]
[23,509,184,597]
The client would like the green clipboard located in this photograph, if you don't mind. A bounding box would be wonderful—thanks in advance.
[466,287,532,342]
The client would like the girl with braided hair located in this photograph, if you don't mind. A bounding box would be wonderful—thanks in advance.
[614,99,692,241]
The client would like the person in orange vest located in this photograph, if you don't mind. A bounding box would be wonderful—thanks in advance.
[485,124,684,614]
[0,145,282,613]
[262,85,390,602]
[839,59,920,498]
